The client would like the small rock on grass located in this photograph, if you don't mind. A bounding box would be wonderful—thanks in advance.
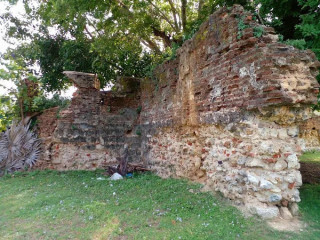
[110,173,123,180]
[280,207,293,220]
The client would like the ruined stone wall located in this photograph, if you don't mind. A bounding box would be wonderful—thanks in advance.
[34,107,59,169]
[140,5,319,219]
[35,5,320,220]
[36,73,142,170]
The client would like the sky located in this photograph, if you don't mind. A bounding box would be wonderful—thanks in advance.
[0,1,76,98]
[0,1,20,96]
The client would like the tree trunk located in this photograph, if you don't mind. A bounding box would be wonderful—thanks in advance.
[181,0,187,34]
[19,98,24,123]
[198,0,204,16]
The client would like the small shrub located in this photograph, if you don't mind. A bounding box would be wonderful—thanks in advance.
[284,39,306,50]
[136,106,142,114]
[0,120,41,176]
[278,34,284,42]
[278,36,306,50]
[237,17,250,39]
[135,126,141,136]
[253,26,264,38]
[166,42,181,61]
[31,94,70,113]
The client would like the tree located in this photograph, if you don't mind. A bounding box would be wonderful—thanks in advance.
[257,0,320,59]
[296,0,320,59]
[1,0,228,91]
[0,52,70,131]
[0,96,15,132]
[1,0,319,93]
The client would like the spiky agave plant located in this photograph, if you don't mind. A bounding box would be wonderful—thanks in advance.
[0,121,41,176]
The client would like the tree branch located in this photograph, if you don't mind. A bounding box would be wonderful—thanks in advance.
[141,38,161,53]
[114,0,162,53]
[115,0,130,11]
[167,0,180,31]
[86,17,103,37]
[146,0,178,32]
[152,27,172,48]
[256,9,264,25]
[84,26,94,39]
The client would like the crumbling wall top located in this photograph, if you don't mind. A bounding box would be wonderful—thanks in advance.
[63,71,100,90]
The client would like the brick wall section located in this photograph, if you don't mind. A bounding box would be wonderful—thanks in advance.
[36,73,142,170]
[140,6,319,128]
[34,107,59,169]
[37,107,59,138]
[140,5,319,219]
[35,5,320,220]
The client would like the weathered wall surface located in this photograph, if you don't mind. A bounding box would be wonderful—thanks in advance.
[36,5,319,220]
[140,5,319,219]
[36,73,142,170]
[299,114,320,148]
[34,106,59,169]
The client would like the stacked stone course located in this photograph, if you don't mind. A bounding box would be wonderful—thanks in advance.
[35,5,320,220]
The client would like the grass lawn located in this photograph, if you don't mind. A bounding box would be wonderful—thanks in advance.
[299,151,320,164]
[0,170,319,240]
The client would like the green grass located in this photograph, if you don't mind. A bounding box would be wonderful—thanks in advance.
[0,170,319,240]
[300,151,320,164]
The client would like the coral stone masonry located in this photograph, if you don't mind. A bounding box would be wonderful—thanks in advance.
[35,5,319,220]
